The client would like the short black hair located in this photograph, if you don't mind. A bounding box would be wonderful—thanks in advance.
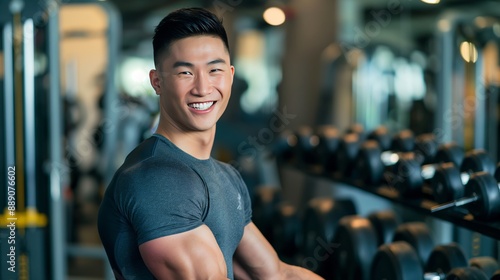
[152,7,230,67]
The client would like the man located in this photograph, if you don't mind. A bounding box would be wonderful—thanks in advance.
[98,7,323,279]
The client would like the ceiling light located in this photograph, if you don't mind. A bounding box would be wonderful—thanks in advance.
[421,0,440,4]
[263,7,286,26]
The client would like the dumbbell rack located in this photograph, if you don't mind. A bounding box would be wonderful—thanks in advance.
[281,163,500,240]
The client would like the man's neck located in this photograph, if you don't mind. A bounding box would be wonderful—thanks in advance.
[155,124,215,160]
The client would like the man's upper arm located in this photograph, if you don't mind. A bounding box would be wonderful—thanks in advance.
[139,224,228,280]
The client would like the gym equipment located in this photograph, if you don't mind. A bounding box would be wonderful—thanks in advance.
[367,210,399,246]
[469,256,500,278]
[492,269,500,280]
[330,215,379,280]
[391,142,465,197]
[293,126,320,167]
[425,243,468,278]
[445,267,488,279]
[431,172,500,220]
[273,129,297,164]
[333,132,363,178]
[371,241,479,280]
[354,129,421,185]
[301,197,357,275]
[329,210,398,280]
[252,186,281,243]
[312,125,340,173]
[431,149,496,203]
[392,222,435,266]
[271,202,302,260]
[371,241,424,280]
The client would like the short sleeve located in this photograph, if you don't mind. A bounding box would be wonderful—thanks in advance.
[115,160,207,245]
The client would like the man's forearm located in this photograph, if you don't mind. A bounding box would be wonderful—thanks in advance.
[280,263,325,280]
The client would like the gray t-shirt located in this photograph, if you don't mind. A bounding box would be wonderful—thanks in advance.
[98,134,252,279]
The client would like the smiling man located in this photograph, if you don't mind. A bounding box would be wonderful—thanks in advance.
[97,7,323,280]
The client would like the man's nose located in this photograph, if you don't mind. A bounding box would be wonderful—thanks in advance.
[192,72,211,96]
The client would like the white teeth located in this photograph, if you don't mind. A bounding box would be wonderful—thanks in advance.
[189,101,214,110]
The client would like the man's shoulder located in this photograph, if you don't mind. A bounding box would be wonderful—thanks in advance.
[114,137,198,184]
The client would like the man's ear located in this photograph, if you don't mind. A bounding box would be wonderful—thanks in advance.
[149,69,161,95]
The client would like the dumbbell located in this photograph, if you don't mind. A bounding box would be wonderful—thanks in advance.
[430,149,496,203]
[301,197,357,275]
[328,124,373,178]
[394,143,491,197]
[469,256,500,278]
[273,129,297,164]
[328,210,399,280]
[339,127,414,181]
[354,129,430,186]
[430,171,500,220]
[492,269,500,280]
[252,186,281,243]
[271,201,302,261]
[371,241,488,280]
[293,126,320,168]
[312,125,340,173]
[392,222,435,266]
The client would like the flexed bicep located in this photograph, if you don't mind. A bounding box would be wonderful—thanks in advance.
[139,224,228,280]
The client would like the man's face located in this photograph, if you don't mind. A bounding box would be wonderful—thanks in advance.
[150,35,234,133]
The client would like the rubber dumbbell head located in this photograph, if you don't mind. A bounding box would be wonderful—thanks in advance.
[392,222,434,266]
[293,126,320,167]
[313,125,340,172]
[301,198,357,265]
[431,172,500,220]
[425,243,468,276]
[271,202,302,259]
[371,241,424,280]
[334,133,362,178]
[431,149,494,203]
[393,143,464,197]
[252,186,281,242]
[355,130,416,185]
[413,133,439,165]
[273,129,297,163]
[367,126,392,151]
[445,267,489,280]
[367,210,399,246]
[330,215,379,280]
[469,256,500,278]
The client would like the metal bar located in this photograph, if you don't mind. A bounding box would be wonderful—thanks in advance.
[4,23,15,192]
[23,18,36,209]
[100,1,121,186]
[436,19,454,143]
[48,4,66,280]
[473,49,485,149]
[12,0,25,215]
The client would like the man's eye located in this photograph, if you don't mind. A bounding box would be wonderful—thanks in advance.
[179,71,192,75]
[210,68,222,73]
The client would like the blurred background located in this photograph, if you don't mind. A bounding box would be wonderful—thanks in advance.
[0,0,499,279]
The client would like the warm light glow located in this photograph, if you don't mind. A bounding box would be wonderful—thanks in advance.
[421,0,440,4]
[460,41,478,63]
[263,7,286,26]
[438,19,451,32]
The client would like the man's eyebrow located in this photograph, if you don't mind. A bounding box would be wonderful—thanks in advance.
[172,59,226,68]
[207,58,226,65]
[172,61,193,68]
